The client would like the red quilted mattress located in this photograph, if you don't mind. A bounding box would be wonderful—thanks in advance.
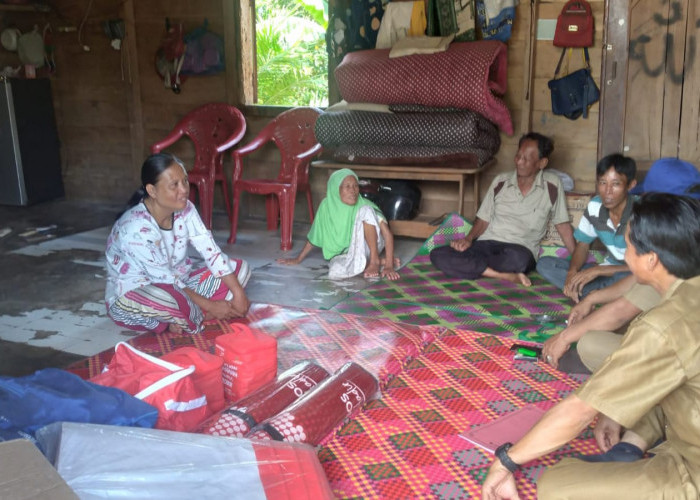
[335,41,512,135]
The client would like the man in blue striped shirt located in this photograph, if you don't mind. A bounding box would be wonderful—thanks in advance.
[537,154,637,302]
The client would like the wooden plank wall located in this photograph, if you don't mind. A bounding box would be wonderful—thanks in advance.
[0,1,135,202]
[0,0,233,205]
[0,0,603,221]
[499,0,604,196]
[473,0,603,208]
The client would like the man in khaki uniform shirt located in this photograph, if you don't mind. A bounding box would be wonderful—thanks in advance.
[541,273,661,373]
[575,281,660,370]
[430,132,575,286]
[481,193,700,500]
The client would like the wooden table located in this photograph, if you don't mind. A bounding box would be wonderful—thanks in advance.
[311,159,495,238]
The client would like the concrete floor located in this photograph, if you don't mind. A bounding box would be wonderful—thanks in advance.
[0,200,422,376]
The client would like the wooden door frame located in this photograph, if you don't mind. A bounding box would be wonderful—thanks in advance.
[597,0,631,160]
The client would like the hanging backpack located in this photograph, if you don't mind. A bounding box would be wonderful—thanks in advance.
[553,0,594,48]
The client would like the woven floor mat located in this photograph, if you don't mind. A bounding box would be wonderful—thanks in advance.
[341,254,571,319]
[66,303,442,384]
[330,212,571,338]
[331,298,562,343]
[332,255,569,341]
[319,328,595,499]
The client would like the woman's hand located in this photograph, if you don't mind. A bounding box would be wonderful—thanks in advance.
[218,274,250,318]
[204,299,239,320]
[228,290,250,317]
[276,241,314,267]
[542,332,571,368]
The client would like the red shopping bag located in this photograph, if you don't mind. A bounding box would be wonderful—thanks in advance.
[215,324,277,402]
[90,342,208,432]
[161,347,225,415]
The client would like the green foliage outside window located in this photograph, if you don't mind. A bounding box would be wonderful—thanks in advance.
[256,0,329,106]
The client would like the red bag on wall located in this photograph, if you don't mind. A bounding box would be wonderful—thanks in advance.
[553,0,594,48]
[90,342,208,432]
[215,324,277,402]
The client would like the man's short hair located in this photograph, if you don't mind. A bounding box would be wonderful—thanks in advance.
[628,193,700,279]
[596,154,637,183]
[519,132,554,160]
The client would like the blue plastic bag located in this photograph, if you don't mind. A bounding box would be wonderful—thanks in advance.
[180,20,225,76]
[0,368,158,442]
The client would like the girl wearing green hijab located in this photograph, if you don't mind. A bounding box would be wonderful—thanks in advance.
[277,169,400,280]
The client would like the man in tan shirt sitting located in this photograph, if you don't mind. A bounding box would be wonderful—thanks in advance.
[481,193,700,500]
[430,132,575,286]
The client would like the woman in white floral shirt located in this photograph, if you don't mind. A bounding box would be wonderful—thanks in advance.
[105,153,250,334]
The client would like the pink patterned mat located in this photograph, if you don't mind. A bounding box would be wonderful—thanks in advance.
[319,328,595,499]
[64,305,595,499]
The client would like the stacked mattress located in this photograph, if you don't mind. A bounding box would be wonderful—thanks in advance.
[318,40,510,167]
[317,107,500,167]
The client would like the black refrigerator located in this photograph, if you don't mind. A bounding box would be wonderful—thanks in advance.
[0,77,63,206]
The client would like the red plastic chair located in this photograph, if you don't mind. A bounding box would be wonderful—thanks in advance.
[151,103,247,228]
[229,107,322,251]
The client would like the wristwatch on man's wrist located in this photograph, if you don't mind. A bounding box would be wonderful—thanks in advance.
[495,442,520,473]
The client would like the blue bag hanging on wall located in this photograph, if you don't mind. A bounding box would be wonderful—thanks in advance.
[548,47,600,120]
[0,368,158,443]
[180,19,225,76]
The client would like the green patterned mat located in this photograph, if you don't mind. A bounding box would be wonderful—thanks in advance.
[333,214,572,341]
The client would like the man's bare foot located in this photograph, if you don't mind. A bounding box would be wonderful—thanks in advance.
[483,268,532,287]
[513,272,532,286]
[364,260,381,278]
[380,257,401,269]
[167,323,184,334]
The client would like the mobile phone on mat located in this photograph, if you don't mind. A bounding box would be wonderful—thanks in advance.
[510,343,542,360]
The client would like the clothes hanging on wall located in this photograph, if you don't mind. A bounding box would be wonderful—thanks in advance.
[476,0,518,42]
[327,0,385,65]
[427,0,476,42]
[375,1,427,49]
